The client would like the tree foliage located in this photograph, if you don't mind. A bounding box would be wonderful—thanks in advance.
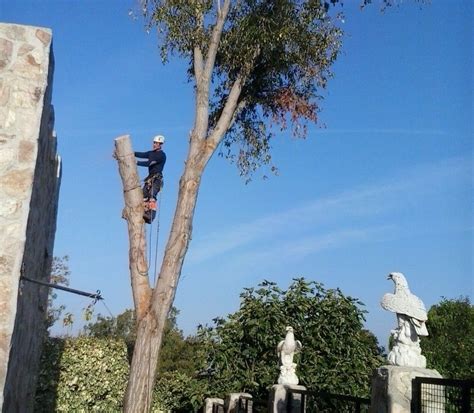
[84,308,136,354]
[46,256,71,331]
[84,307,203,375]
[197,278,384,408]
[143,0,343,178]
[421,297,474,379]
[153,372,209,413]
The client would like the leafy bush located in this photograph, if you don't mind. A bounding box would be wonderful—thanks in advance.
[35,336,207,412]
[421,297,474,379]
[35,337,129,412]
[152,372,209,413]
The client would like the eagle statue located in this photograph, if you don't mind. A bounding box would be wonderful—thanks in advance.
[276,326,302,385]
[277,326,302,367]
[381,272,428,336]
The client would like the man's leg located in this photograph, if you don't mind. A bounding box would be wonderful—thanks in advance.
[143,178,152,200]
[151,175,163,200]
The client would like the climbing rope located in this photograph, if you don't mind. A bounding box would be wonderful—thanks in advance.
[135,176,163,282]
[151,190,162,286]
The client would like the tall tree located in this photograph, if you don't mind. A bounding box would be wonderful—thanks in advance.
[421,297,474,379]
[114,1,412,411]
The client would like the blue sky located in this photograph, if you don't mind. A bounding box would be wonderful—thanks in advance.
[2,0,472,347]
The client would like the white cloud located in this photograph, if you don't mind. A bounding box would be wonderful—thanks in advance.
[188,156,471,263]
[316,128,448,136]
[235,225,397,265]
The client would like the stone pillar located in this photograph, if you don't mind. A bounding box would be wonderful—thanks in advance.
[204,397,225,413]
[225,392,253,413]
[268,384,307,413]
[0,23,60,412]
[369,366,442,413]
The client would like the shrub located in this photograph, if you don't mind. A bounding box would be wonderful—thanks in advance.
[35,337,129,412]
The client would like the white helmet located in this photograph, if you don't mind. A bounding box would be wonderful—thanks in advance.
[153,135,165,144]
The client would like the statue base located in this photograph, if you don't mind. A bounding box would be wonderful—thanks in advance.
[268,384,306,413]
[225,392,252,413]
[369,365,442,413]
[204,397,224,413]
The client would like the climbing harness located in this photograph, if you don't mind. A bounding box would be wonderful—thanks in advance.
[143,173,163,224]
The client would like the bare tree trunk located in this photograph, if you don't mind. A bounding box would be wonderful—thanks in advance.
[116,135,206,412]
[114,136,152,320]
[122,311,160,411]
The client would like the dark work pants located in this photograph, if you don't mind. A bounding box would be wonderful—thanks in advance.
[143,174,163,200]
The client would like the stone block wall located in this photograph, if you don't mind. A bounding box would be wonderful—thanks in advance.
[0,23,61,412]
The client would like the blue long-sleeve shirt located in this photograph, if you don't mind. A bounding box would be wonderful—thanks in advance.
[135,149,166,176]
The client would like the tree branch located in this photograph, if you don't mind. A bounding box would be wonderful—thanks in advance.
[194,46,204,85]
[203,0,230,82]
[192,0,231,141]
[193,6,205,84]
[205,74,244,155]
[204,42,261,160]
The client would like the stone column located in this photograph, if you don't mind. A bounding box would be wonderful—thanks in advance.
[204,397,225,413]
[225,392,253,413]
[268,384,307,413]
[0,23,60,412]
[369,366,442,413]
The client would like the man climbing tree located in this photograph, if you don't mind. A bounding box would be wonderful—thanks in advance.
[113,1,414,411]
[135,135,166,223]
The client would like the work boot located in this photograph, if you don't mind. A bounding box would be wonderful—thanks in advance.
[143,198,157,224]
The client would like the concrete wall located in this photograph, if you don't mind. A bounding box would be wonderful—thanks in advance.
[0,23,61,412]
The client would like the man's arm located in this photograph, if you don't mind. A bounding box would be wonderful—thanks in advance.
[134,151,150,159]
[155,151,166,164]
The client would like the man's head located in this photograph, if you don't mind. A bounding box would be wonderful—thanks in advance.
[153,135,165,149]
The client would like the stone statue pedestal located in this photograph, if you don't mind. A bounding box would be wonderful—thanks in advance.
[269,384,307,413]
[369,365,442,413]
[225,392,252,413]
[204,397,224,413]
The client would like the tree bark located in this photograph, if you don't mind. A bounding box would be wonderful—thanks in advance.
[114,136,152,321]
[117,135,207,412]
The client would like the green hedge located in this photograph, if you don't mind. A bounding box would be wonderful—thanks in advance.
[35,337,206,412]
[35,337,129,412]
